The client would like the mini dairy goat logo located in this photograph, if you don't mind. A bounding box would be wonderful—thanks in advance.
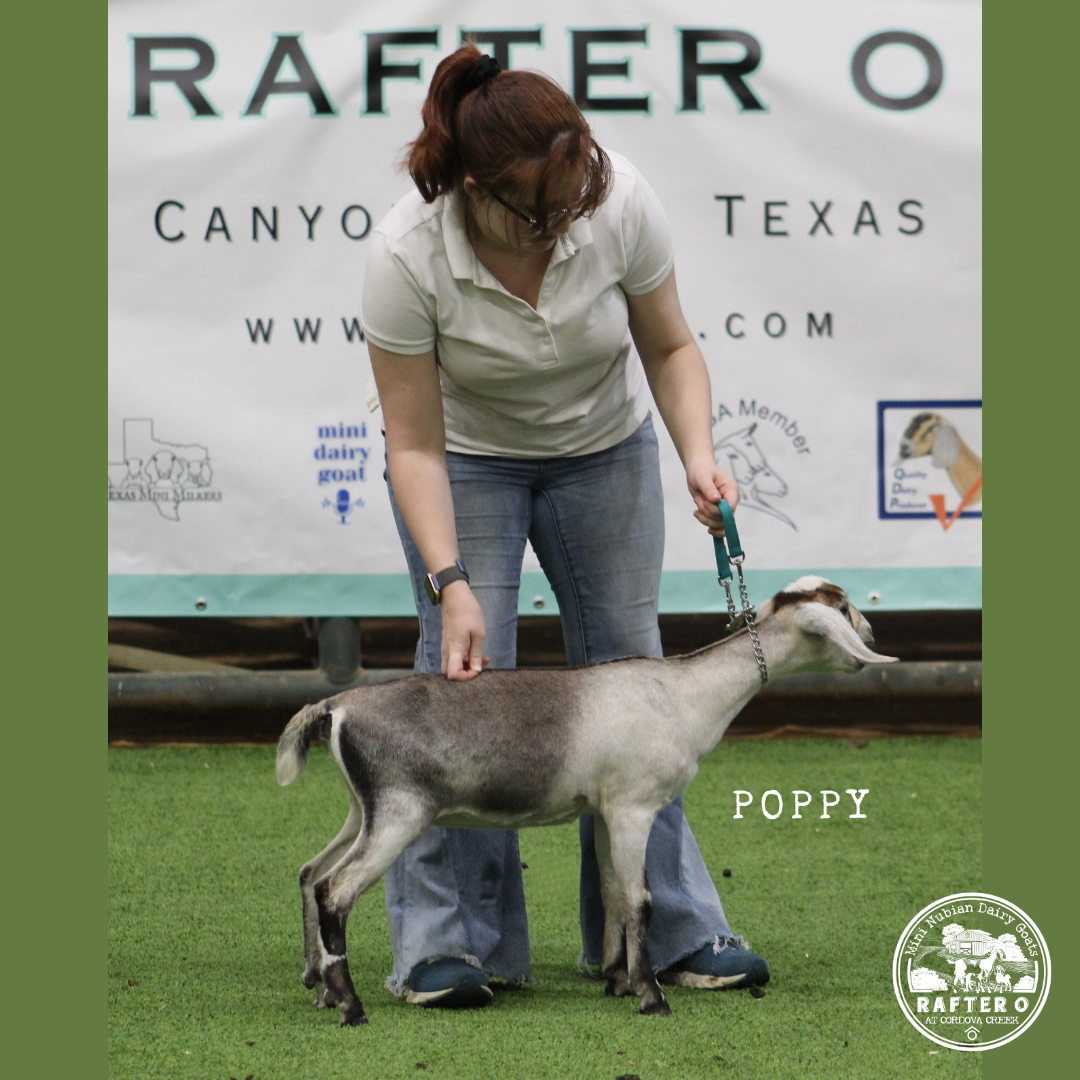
[108,419,221,521]
[314,422,370,524]
[892,892,1050,1050]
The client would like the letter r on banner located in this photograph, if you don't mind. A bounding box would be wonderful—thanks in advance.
[679,30,765,111]
[132,37,218,117]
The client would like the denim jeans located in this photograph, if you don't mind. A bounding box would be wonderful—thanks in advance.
[383,414,732,993]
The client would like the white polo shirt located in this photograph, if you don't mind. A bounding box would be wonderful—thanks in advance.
[361,150,674,457]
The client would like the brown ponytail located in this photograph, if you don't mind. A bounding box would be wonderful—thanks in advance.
[407,44,611,234]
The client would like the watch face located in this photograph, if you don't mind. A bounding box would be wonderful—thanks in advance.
[424,574,440,605]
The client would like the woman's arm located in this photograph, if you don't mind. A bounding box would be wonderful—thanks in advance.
[368,342,487,679]
[627,268,740,536]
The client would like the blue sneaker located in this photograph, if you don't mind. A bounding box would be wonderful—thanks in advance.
[659,936,770,990]
[405,959,494,1009]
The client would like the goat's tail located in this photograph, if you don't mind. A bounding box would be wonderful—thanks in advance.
[276,702,331,786]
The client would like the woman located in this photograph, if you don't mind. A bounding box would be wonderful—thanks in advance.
[362,44,769,1008]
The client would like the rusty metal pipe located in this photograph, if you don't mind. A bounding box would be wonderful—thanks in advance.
[108,661,979,715]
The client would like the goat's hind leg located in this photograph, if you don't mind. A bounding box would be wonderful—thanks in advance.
[315,793,432,1026]
[299,794,363,1007]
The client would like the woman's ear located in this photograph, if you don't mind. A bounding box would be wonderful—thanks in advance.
[462,176,481,200]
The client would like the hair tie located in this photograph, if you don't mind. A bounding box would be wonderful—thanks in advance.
[461,54,501,94]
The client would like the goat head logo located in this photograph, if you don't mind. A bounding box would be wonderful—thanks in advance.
[715,423,796,530]
[895,412,982,530]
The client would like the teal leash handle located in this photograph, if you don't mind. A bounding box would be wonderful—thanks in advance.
[712,498,742,582]
[712,498,769,686]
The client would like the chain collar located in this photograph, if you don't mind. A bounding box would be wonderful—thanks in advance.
[721,556,768,686]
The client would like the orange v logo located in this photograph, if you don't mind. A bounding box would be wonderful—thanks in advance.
[929,475,982,531]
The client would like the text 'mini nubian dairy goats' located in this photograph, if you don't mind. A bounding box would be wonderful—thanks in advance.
[277,577,897,1025]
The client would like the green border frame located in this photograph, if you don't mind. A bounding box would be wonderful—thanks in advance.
[23,2,1059,1077]
[11,0,100,1072]
[984,2,1072,1076]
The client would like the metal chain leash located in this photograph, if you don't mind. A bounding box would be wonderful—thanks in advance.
[714,500,769,687]
[733,557,768,686]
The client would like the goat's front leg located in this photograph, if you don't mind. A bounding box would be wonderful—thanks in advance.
[593,816,630,999]
[603,808,670,1016]
[299,796,364,1007]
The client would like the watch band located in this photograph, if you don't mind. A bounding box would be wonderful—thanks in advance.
[425,559,470,605]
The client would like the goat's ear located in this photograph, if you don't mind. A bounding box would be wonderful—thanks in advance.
[931,423,960,469]
[793,602,899,664]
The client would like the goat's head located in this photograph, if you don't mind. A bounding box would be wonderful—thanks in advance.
[894,411,961,468]
[756,576,898,672]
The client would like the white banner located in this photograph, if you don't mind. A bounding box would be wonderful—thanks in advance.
[108,0,981,616]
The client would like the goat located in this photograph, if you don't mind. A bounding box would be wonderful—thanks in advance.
[276,576,897,1025]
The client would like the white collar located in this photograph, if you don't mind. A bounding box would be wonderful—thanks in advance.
[441,194,594,284]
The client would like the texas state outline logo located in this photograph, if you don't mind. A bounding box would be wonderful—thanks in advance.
[892,892,1051,1050]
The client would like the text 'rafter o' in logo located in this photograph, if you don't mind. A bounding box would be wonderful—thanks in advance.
[892,893,1050,1051]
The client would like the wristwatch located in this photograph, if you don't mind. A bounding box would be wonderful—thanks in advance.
[425,558,470,605]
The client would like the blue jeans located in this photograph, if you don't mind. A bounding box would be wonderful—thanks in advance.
[383,414,732,993]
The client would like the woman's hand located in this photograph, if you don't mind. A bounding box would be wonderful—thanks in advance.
[440,580,489,679]
[687,456,741,537]
[369,342,490,681]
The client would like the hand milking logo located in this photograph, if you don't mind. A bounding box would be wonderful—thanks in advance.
[893,893,1051,1050]
[107,419,221,521]
[714,399,811,531]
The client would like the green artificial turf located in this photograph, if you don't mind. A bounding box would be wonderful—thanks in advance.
[109,738,981,1080]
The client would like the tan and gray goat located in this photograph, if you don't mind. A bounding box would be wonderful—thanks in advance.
[276,576,896,1025]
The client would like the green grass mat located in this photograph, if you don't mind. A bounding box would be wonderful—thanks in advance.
[109,738,980,1080]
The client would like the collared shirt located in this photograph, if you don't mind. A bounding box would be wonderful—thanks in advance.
[361,150,674,457]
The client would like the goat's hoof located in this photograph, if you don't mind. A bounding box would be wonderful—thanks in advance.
[340,1005,369,1027]
[605,976,631,998]
[640,996,672,1016]
[302,967,320,990]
